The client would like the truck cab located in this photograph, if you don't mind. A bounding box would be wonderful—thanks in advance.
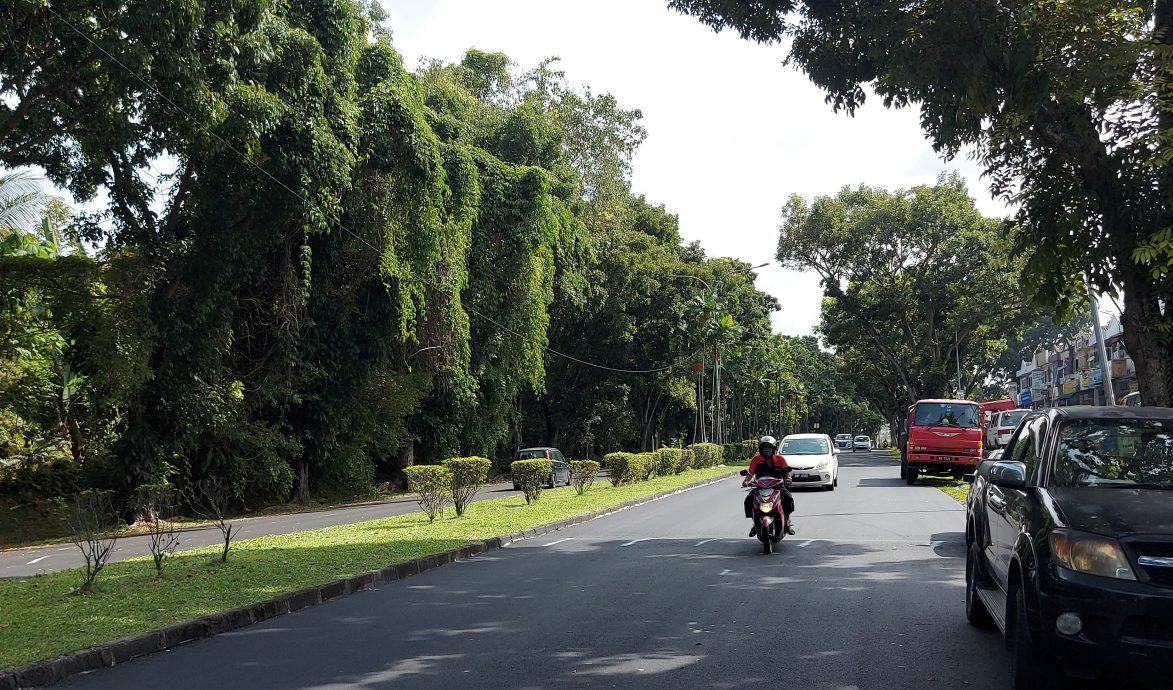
[900,398,983,485]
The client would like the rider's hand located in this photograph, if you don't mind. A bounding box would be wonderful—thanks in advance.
[741,478,751,487]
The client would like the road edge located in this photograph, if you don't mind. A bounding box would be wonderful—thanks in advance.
[0,470,736,689]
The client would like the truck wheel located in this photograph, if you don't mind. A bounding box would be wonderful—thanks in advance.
[905,468,918,486]
[966,543,993,628]
[1009,586,1062,690]
[899,455,908,480]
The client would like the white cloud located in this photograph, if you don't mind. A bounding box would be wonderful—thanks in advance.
[381,0,1015,336]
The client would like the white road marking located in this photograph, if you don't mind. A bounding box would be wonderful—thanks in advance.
[797,540,815,548]
[719,569,731,576]
[621,538,651,547]
[26,555,50,565]
[544,538,574,547]
[695,539,717,546]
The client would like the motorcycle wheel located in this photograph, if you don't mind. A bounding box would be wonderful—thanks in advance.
[771,519,784,543]
[762,533,772,555]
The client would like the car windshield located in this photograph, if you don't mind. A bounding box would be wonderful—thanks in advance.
[998,410,1028,429]
[518,450,547,460]
[914,403,979,428]
[854,436,869,442]
[1052,420,1173,489]
[780,438,829,455]
[836,434,851,440]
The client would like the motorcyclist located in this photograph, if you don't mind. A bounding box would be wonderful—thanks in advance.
[743,436,796,536]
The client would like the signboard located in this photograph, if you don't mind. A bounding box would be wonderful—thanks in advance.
[1031,370,1045,390]
[1090,368,1102,386]
[1008,381,1020,396]
[1019,389,1034,406]
[1079,371,1090,390]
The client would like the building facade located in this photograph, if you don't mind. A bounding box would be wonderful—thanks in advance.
[1013,316,1137,409]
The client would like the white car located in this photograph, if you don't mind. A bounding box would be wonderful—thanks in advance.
[852,435,872,452]
[992,409,1029,448]
[779,433,839,490]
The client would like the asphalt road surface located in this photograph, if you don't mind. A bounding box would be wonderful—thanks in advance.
[0,482,520,578]
[54,450,1039,690]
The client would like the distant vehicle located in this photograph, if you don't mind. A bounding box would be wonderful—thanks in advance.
[779,433,838,490]
[979,399,1018,447]
[834,433,853,449]
[1123,391,1142,407]
[992,409,1030,448]
[964,405,1173,688]
[852,435,872,452]
[513,447,571,489]
[900,398,984,485]
[984,448,1004,461]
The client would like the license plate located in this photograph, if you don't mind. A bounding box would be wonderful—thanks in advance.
[935,456,955,463]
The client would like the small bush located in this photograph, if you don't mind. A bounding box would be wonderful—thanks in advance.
[689,443,723,468]
[190,477,238,563]
[570,460,600,495]
[403,465,453,522]
[679,448,695,472]
[655,448,684,477]
[137,483,179,578]
[634,452,657,480]
[444,456,492,517]
[604,452,637,486]
[511,459,551,504]
[67,490,120,594]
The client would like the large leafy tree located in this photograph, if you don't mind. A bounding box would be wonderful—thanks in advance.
[778,176,1035,427]
[669,0,1173,406]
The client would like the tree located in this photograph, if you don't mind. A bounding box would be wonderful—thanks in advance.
[669,0,1173,406]
[777,176,1034,429]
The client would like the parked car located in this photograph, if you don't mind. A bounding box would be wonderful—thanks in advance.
[852,435,872,452]
[513,447,571,489]
[779,434,838,490]
[984,448,1004,461]
[964,405,1173,688]
[992,408,1030,448]
[834,433,853,449]
[1123,391,1143,407]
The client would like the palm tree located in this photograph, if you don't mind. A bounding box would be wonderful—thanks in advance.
[0,169,52,236]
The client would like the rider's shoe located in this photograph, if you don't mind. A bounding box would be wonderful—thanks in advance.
[748,524,759,537]
[785,524,796,535]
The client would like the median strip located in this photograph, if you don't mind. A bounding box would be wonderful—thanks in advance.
[0,465,736,686]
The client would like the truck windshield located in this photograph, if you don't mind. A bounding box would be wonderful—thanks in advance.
[913,403,979,428]
[1053,420,1173,488]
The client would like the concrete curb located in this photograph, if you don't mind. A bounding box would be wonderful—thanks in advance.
[0,470,735,689]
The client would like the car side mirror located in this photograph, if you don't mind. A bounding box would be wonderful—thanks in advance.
[739,469,749,476]
[988,461,1028,489]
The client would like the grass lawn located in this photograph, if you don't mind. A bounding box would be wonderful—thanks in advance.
[916,475,970,504]
[0,465,734,670]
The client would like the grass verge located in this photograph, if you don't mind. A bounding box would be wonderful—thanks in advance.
[916,475,970,504]
[0,465,734,670]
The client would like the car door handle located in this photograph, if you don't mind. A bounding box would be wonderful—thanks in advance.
[988,494,1006,512]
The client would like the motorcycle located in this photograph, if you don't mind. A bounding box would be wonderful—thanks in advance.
[740,470,790,554]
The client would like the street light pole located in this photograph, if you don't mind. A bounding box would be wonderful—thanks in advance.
[1087,284,1116,406]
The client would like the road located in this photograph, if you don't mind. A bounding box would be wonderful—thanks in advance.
[57,450,1026,690]
[1,482,520,578]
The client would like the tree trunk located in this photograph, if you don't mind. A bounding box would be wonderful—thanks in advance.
[295,461,310,504]
[1121,268,1172,406]
[391,441,415,491]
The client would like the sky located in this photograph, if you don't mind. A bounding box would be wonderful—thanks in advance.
[379,0,1012,336]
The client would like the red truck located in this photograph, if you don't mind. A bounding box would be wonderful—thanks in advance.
[899,398,983,485]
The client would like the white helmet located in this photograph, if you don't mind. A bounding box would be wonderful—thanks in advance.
[759,435,777,449]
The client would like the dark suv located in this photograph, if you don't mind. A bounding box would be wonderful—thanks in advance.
[964,405,1173,689]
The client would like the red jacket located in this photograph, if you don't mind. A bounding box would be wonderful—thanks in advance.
[747,452,790,477]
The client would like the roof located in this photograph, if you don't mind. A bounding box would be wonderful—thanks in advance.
[783,433,829,440]
[1051,406,1173,421]
[912,399,979,405]
[518,446,557,452]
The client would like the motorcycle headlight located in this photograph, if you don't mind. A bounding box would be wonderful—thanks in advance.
[758,502,774,513]
[1049,530,1136,581]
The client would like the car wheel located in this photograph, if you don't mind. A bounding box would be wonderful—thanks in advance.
[1009,585,1062,690]
[965,542,993,628]
[833,472,838,488]
[548,473,556,489]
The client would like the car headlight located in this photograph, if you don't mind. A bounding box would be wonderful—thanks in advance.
[1049,529,1136,580]
[814,459,829,470]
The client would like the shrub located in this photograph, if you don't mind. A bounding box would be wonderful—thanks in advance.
[511,459,551,504]
[569,460,600,495]
[679,448,696,472]
[189,477,238,562]
[137,483,179,578]
[655,448,684,476]
[689,443,723,468]
[604,452,637,486]
[721,443,738,462]
[403,465,453,522]
[637,452,657,480]
[67,490,120,594]
[444,456,492,517]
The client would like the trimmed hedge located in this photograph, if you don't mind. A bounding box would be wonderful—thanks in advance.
[680,448,696,472]
[688,443,723,468]
[569,460,601,495]
[444,456,492,517]
[403,465,453,522]
[511,459,551,504]
[655,448,684,476]
[604,452,637,486]
[635,452,657,481]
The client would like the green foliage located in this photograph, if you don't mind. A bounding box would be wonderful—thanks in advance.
[569,459,600,495]
[679,448,696,472]
[634,452,657,481]
[403,465,452,522]
[688,443,723,468]
[655,447,684,476]
[603,452,638,486]
[510,459,551,504]
[444,456,491,517]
